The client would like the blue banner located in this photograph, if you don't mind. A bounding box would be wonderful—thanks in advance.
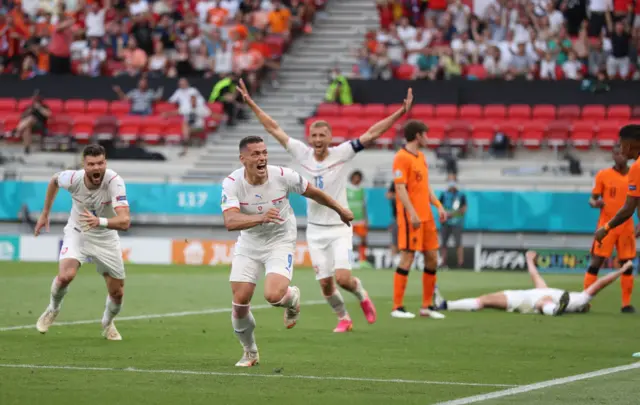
[0,180,615,234]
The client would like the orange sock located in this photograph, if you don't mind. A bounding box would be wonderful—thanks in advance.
[422,270,436,308]
[393,268,409,310]
[358,245,366,261]
[583,272,598,290]
[621,274,634,307]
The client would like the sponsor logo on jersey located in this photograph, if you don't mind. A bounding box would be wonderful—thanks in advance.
[630,185,637,191]
[255,194,262,199]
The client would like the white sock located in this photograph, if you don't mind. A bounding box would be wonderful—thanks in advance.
[232,306,258,352]
[271,286,295,308]
[325,289,349,320]
[351,277,367,302]
[447,298,481,311]
[48,277,69,311]
[541,303,557,316]
[101,295,122,328]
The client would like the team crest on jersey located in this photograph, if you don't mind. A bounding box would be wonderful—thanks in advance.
[394,169,402,178]
[630,185,637,191]
[61,247,68,255]
[258,206,263,211]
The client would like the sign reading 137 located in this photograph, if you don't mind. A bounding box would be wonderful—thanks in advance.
[177,191,208,208]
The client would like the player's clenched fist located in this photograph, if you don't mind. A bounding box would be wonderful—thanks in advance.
[338,207,354,226]
[594,226,608,243]
[34,214,50,236]
[261,208,283,224]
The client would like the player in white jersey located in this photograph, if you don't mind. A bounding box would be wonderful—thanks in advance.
[437,251,631,316]
[237,79,413,332]
[34,145,131,340]
[223,135,353,367]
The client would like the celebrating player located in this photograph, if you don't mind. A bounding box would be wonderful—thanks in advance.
[586,144,636,313]
[34,145,131,340]
[392,120,448,319]
[438,251,630,315]
[237,80,412,332]
[222,135,354,366]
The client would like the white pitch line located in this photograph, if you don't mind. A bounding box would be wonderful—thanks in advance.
[0,300,327,332]
[433,362,640,405]
[0,363,517,388]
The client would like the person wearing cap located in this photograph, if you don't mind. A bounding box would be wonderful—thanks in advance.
[439,180,466,268]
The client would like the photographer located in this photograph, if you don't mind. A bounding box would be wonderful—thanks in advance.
[15,92,51,154]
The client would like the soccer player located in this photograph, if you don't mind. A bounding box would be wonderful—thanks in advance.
[237,80,413,332]
[438,251,631,316]
[222,135,354,366]
[585,144,636,313]
[392,120,448,319]
[34,144,131,340]
[347,170,371,269]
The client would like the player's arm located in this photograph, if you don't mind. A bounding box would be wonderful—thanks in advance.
[34,173,62,236]
[589,172,605,208]
[429,188,447,222]
[223,208,280,231]
[80,175,132,231]
[236,78,290,147]
[107,206,131,231]
[393,154,420,227]
[358,88,413,146]
[302,184,354,225]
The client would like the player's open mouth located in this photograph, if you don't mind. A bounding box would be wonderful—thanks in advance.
[92,173,102,181]
[256,164,266,171]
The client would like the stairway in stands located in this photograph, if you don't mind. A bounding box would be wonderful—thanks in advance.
[182,0,379,182]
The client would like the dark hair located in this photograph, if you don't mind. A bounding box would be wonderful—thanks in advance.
[619,124,640,141]
[403,120,428,142]
[350,170,363,180]
[239,135,264,151]
[82,144,106,158]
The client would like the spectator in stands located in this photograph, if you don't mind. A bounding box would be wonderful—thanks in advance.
[439,181,466,269]
[112,78,163,116]
[48,7,74,74]
[324,67,353,105]
[169,78,205,111]
[588,37,608,76]
[233,41,265,94]
[214,39,234,76]
[80,37,106,76]
[163,94,212,156]
[15,92,50,154]
[192,43,215,77]
[267,0,292,39]
[209,72,244,126]
[563,50,583,80]
[587,0,611,37]
[251,30,281,88]
[505,43,533,80]
[85,0,109,40]
[415,47,439,79]
[607,20,631,78]
[539,51,557,79]
[130,13,154,55]
[171,40,194,77]
[562,0,587,36]
[147,41,169,77]
[119,37,147,76]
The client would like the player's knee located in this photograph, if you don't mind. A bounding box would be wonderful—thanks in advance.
[587,265,600,276]
[398,251,415,268]
[57,268,77,286]
[621,260,634,276]
[264,288,287,305]
[318,277,334,296]
[109,288,124,302]
[424,254,438,270]
[335,271,352,289]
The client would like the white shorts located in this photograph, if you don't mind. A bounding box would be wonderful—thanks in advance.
[230,244,295,284]
[567,292,592,313]
[59,227,125,279]
[306,223,353,280]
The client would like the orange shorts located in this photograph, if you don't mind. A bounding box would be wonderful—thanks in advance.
[591,229,636,260]
[397,219,439,252]
[353,223,368,238]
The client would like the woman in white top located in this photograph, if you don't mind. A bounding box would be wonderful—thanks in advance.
[147,41,168,77]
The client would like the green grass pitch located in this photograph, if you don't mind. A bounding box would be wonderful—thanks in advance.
[0,262,638,405]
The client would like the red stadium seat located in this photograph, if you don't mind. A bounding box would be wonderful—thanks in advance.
[117,116,140,142]
[316,103,340,118]
[632,106,640,118]
[87,100,109,115]
[483,105,506,120]
[363,104,386,119]
[154,102,177,115]
[46,115,73,139]
[570,121,596,150]
[410,104,434,120]
[64,99,87,114]
[376,128,398,148]
[424,120,447,148]
[0,98,16,112]
[341,104,365,119]
[496,120,522,141]
[581,105,606,120]
[470,120,497,148]
[507,105,531,120]
[459,105,482,121]
[607,105,631,121]
[208,102,224,115]
[71,115,97,142]
[45,99,64,114]
[557,105,580,121]
[1,113,21,140]
[17,98,33,111]
[447,120,471,146]
[140,117,167,144]
[596,121,622,150]
[532,105,556,121]
[109,101,131,116]
[434,104,458,120]
[520,121,545,149]
[546,120,571,148]
[164,118,184,143]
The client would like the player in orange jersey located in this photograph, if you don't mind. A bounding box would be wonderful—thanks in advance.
[391,120,447,319]
[586,144,637,313]
[594,125,640,313]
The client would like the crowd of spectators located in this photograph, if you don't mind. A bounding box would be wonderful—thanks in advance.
[0,0,321,87]
[354,0,640,80]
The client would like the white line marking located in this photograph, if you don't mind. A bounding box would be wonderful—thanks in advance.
[433,362,640,405]
[0,300,327,332]
[0,364,517,388]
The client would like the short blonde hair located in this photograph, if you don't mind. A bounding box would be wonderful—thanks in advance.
[310,120,332,132]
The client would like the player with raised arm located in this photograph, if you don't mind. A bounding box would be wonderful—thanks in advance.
[438,251,630,315]
[223,135,354,366]
[585,145,636,313]
[392,120,448,319]
[34,145,131,340]
[237,80,412,332]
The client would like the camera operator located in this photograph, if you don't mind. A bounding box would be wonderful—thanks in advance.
[16,92,51,154]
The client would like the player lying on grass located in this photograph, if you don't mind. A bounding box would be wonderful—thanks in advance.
[222,135,354,367]
[437,251,632,315]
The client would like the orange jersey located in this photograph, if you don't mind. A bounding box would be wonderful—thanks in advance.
[592,167,631,226]
[392,147,433,222]
[627,157,640,198]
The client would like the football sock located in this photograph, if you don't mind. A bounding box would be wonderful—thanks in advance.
[351,277,366,302]
[358,245,366,261]
[325,289,349,319]
[270,286,295,308]
[446,298,481,311]
[541,302,557,316]
[583,266,599,290]
[231,304,257,352]
[422,268,437,308]
[393,268,409,310]
[48,276,69,311]
[101,295,122,328]
[621,267,634,307]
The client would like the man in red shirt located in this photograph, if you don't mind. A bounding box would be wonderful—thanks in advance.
[49,8,75,74]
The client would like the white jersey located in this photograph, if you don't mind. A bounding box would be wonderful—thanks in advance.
[221,165,309,250]
[504,288,589,314]
[286,138,362,226]
[57,169,129,239]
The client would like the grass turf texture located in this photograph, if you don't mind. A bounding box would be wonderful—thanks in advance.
[0,262,638,405]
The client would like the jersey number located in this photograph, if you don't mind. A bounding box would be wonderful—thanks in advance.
[609,187,617,198]
[315,176,324,189]
[286,254,293,272]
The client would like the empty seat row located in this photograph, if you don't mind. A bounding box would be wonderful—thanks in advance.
[315,103,640,122]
